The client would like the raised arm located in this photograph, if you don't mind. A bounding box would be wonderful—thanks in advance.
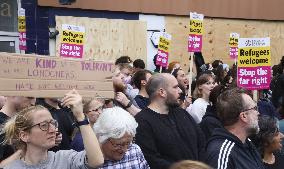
[61,90,104,168]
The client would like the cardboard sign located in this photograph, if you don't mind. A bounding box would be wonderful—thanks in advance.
[229,33,239,59]
[18,8,26,50]
[156,32,171,67]
[237,37,271,90]
[188,12,204,52]
[60,24,85,58]
[0,53,114,98]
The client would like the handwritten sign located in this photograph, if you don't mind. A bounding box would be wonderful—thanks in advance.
[188,12,204,52]
[229,33,239,59]
[18,8,26,50]
[237,37,271,90]
[0,52,114,98]
[156,32,171,67]
[60,24,85,58]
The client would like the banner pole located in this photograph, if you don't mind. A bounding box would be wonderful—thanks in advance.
[187,52,194,96]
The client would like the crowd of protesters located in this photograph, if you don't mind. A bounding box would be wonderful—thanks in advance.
[0,53,284,169]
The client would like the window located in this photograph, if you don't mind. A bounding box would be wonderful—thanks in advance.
[0,0,19,53]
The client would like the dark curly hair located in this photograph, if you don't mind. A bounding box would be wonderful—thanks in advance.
[251,115,279,157]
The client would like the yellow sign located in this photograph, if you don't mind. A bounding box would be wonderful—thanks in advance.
[238,47,271,67]
[61,30,84,45]
[189,20,203,35]
[18,16,26,32]
[158,36,170,52]
[229,37,238,47]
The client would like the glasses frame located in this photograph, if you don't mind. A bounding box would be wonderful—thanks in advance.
[29,119,58,131]
[242,106,258,113]
[87,107,103,114]
[108,139,132,150]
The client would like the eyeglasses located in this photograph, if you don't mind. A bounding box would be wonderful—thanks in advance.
[29,119,58,131]
[87,107,102,114]
[242,106,258,112]
[108,139,132,150]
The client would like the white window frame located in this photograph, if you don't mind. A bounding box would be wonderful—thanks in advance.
[0,0,21,53]
[0,36,20,53]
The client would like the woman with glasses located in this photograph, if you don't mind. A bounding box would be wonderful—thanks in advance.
[3,90,104,169]
[252,115,284,169]
[71,98,103,151]
[93,106,149,168]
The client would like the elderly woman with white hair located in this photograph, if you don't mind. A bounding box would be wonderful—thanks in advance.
[93,106,149,169]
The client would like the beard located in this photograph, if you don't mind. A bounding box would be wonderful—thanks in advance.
[113,82,126,93]
[165,92,180,108]
[247,120,260,136]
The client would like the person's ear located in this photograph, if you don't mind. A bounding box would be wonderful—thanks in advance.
[158,88,167,97]
[19,130,30,143]
[239,112,248,122]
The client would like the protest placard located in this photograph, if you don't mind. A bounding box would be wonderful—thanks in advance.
[156,32,171,68]
[0,52,114,98]
[237,37,271,90]
[18,8,26,50]
[229,33,239,59]
[188,12,204,52]
[60,24,85,59]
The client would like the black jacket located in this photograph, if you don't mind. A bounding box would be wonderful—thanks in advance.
[199,105,223,142]
[206,128,265,169]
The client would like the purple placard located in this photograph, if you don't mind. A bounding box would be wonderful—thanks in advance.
[188,34,202,52]
[60,43,83,58]
[229,47,238,59]
[237,66,271,90]
[156,49,168,67]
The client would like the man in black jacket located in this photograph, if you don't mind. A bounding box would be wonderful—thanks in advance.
[206,88,265,169]
[135,73,206,169]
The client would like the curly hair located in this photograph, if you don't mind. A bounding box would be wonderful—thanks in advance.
[251,115,279,157]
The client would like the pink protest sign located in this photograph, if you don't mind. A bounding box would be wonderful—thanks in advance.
[237,66,271,90]
[156,50,169,67]
[18,8,27,51]
[60,24,85,59]
[229,33,239,59]
[229,47,238,59]
[156,32,171,68]
[188,12,204,52]
[237,37,271,90]
[19,32,27,50]
[188,34,202,52]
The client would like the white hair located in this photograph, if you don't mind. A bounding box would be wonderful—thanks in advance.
[93,106,138,144]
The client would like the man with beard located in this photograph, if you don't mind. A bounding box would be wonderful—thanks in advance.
[206,88,265,169]
[135,73,206,169]
[112,64,141,116]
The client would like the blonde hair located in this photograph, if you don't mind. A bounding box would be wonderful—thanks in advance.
[83,98,104,114]
[3,105,47,150]
[170,160,212,169]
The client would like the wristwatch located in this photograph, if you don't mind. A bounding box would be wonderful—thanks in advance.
[123,100,133,109]
[76,118,89,127]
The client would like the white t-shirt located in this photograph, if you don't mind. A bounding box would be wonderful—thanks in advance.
[189,98,210,123]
